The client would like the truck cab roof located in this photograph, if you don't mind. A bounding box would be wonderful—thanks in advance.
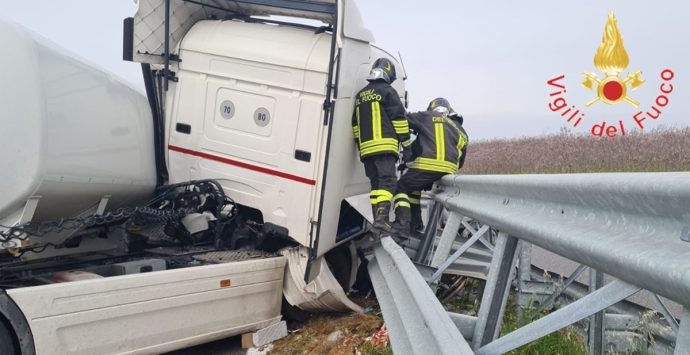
[128,0,373,66]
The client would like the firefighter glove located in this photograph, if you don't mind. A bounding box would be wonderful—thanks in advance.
[401,146,413,163]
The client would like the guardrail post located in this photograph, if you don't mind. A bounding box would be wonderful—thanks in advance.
[414,201,442,263]
[676,309,690,354]
[588,269,605,355]
[517,242,531,284]
[472,232,520,349]
[430,212,463,267]
[516,241,532,320]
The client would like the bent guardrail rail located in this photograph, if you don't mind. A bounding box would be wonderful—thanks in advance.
[369,172,690,354]
[368,237,474,355]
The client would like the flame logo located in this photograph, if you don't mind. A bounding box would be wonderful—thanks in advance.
[594,12,629,75]
[582,11,644,107]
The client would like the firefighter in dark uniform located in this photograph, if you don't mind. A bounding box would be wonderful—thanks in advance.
[391,98,468,240]
[352,58,411,235]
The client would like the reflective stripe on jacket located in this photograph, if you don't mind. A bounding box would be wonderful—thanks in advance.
[352,80,409,159]
[407,111,468,174]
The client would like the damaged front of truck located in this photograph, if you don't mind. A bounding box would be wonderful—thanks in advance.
[124,0,407,314]
[0,1,406,354]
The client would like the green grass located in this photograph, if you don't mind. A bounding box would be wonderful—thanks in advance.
[440,280,665,354]
[442,278,482,316]
[440,278,584,354]
[360,343,393,355]
[501,299,586,355]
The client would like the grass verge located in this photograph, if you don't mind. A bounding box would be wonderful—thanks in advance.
[500,298,586,355]
[441,277,586,354]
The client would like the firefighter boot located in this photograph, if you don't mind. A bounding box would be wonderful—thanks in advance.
[410,204,424,237]
[391,207,411,242]
[371,202,392,236]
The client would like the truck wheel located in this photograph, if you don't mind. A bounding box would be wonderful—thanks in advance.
[0,318,17,355]
[325,247,352,292]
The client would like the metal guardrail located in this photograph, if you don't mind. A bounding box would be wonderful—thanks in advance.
[435,173,690,306]
[368,237,473,355]
[369,172,690,354]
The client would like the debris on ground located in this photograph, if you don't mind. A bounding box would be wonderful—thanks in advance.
[362,325,389,349]
[269,297,391,355]
[248,344,274,355]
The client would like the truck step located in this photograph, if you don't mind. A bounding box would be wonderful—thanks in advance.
[193,250,279,264]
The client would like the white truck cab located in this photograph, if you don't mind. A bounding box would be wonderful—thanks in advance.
[127,0,408,283]
[0,1,407,354]
[133,0,407,259]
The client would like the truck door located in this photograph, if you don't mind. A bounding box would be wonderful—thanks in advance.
[167,20,332,246]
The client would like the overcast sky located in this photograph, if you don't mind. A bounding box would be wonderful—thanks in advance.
[2,0,688,139]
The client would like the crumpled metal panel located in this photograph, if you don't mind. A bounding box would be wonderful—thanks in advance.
[369,237,473,355]
[131,0,335,65]
[281,246,362,313]
[436,172,690,309]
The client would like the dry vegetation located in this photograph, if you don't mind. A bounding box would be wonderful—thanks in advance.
[270,298,390,355]
[269,312,389,355]
[462,127,690,175]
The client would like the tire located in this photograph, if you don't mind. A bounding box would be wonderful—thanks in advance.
[0,318,16,355]
[324,247,352,292]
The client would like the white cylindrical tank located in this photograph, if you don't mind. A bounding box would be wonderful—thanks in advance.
[0,20,157,222]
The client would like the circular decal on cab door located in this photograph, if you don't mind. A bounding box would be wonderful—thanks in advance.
[254,107,271,127]
[220,100,235,119]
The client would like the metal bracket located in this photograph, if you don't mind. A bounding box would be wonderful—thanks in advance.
[651,292,680,334]
[0,196,42,251]
[463,219,495,252]
[428,224,489,284]
[18,196,41,225]
[537,264,588,312]
[95,195,112,216]
[675,309,690,354]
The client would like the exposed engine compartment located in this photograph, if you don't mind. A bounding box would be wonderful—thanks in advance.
[0,180,298,289]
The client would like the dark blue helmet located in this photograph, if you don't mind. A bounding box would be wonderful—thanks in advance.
[427,97,452,116]
[367,57,397,84]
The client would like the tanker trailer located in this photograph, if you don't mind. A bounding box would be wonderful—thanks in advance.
[0,20,288,355]
[0,20,158,258]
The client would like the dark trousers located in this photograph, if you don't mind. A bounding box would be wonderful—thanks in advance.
[363,154,397,206]
[409,191,423,231]
[395,169,444,199]
[394,169,445,224]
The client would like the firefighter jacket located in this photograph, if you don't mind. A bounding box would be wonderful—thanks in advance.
[406,111,468,174]
[352,80,410,160]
